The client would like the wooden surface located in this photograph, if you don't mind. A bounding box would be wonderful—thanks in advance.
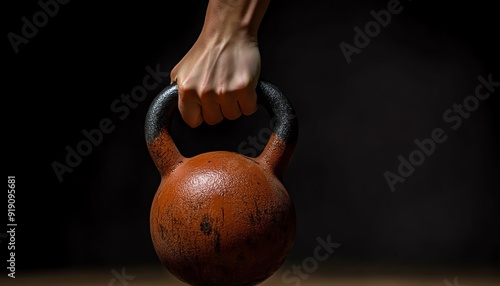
[1,265,499,286]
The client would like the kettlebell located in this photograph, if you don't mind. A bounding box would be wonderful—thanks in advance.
[145,80,298,286]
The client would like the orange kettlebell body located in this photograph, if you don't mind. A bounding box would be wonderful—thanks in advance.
[146,81,298,286]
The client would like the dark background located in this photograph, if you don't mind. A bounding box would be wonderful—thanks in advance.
[3,0,499,276]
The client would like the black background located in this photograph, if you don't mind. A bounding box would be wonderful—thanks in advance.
[4,0,499,275]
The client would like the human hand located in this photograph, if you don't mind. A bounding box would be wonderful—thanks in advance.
[170,0,270,127]
[170,31,260,127]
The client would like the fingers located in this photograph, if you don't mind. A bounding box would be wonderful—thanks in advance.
[177,80,257,127]
[178,88,203,128]
[237,90,258,115]
[171,65,203,126]
[178,84,225,127]
[219,87,258,120]
[219,95,242,120]
[200,92,224,125]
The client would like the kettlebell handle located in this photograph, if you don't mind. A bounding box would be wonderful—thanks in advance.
[145,80,298,178]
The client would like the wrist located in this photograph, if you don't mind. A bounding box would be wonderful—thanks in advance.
[200,25,256,47]
[201,0,268,40]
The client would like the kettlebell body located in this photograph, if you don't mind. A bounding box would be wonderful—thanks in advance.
[145,81,298,286]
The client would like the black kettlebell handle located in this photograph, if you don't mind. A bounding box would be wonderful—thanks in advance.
[145,80,298,178]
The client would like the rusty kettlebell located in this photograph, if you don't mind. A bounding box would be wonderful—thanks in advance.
[145,80,298,286]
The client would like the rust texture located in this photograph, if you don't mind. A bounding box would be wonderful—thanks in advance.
[150,151,296,286]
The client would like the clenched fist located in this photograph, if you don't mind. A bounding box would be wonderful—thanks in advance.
[170,0,269,127]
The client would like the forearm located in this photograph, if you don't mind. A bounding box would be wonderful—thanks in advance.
[201,0,270,39]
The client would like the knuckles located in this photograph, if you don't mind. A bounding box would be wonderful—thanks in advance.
[176,75,255,125]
